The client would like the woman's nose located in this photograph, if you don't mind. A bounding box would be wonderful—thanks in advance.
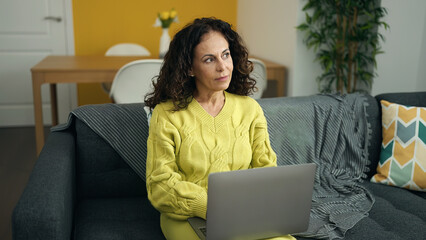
[216,59,226,72]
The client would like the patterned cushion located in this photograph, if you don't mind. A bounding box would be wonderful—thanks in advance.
[371,100,426,191]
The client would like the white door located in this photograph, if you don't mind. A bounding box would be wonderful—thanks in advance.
[0,0,75,127]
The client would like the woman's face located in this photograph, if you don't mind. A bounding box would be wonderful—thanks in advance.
[191,31,233,96]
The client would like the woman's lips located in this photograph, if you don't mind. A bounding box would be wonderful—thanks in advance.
[216,75,228,81]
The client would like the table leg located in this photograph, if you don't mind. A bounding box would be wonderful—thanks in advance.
[32,73,44,156]
[276,69,286,97]
[50,84,58,126]
[267,68,287,97]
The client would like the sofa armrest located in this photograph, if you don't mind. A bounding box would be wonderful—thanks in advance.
[12,130,76,240]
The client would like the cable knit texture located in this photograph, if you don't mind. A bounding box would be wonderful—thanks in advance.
[146,91,277,220]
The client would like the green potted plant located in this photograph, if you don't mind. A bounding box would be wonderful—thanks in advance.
[297,0,389,93]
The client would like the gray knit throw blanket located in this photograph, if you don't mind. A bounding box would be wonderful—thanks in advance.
[258,93,375,239]
[53,93,374,240]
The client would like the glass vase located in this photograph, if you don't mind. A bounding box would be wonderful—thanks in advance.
[159,28,170,58]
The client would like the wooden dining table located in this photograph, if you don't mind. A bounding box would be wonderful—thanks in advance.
[31,55,286,155]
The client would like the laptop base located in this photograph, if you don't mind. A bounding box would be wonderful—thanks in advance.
[188,217,206,240]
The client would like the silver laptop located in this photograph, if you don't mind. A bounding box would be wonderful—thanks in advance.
[188,163,316,240]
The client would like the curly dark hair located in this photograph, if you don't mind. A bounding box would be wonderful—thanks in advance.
[144,17,255,111]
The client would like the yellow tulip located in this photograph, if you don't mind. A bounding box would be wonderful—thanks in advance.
[170,10,177,19]
[160,11,170,20]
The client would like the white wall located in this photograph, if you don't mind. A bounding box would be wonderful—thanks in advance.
[237,0,426,97]
[416,3,426,91]
[237,0,298,96]
[372,0,426,95]
[292,1,321,97]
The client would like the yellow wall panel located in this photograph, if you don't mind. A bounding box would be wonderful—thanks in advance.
[73,0,237,105]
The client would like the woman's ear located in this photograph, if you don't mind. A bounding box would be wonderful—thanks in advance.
[189,69,195,77]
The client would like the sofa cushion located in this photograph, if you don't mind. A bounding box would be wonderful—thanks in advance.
[371,100,426,191]
[346,181,426,239]
[74,197,164,240]
[296,181,426,240]
[362,181,426,221]
[345,186,426,240]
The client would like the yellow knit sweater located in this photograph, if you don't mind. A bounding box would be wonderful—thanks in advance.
[146,91,277,220]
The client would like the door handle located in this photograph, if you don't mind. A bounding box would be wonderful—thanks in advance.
[44,16,62,22]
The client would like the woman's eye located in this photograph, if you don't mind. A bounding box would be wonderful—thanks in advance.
[205,58,213,63]
[223,52,231,59]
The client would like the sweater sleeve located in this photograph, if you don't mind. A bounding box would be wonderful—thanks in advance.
[146,105,207,220]
[250,103,277,168]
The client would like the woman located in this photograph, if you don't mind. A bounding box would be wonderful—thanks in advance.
[145,17,295,240]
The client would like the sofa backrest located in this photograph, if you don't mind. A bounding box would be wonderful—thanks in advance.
[363,94,382,178]
[75,118,146,199]
[72,92,425,199]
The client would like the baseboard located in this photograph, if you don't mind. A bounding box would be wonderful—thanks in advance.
[0,104,52,127]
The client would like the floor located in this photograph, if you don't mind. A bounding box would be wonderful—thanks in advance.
[0,126,50,240]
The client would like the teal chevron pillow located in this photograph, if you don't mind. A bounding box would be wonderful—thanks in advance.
[371,100,426,191]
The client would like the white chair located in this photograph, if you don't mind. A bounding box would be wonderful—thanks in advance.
[105,43,151,56]
[102,43,151,93]
[249,58,268,99]
[109,59,163,103]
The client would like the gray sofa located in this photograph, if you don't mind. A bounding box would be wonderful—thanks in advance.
[12,92,426,240]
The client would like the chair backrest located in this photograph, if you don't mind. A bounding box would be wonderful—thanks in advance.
[109,59,163,103]
[105,43,151,56]
[249,58,267,99]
